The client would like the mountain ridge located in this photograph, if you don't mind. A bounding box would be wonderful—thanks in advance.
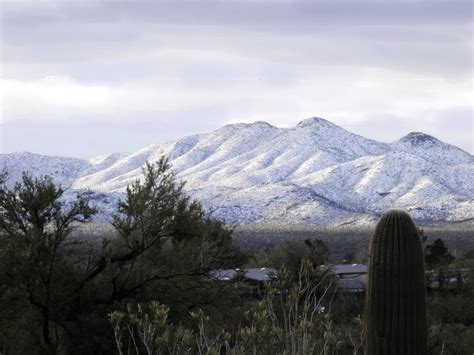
[1,117,473,226]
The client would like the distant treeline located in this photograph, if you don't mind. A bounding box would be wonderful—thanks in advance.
[73,223,474,263]
[233,224,474,261]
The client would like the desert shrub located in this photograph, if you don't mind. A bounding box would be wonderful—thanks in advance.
[109,260,364,355]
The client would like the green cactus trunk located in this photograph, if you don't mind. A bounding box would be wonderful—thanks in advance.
[366,210,427,355]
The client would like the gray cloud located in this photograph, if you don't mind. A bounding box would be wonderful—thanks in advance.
[2,1,472,79]
[1,0,472,156]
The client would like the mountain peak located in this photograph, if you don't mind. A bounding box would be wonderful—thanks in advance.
[223,121,275,130]
[296,117,338,129]
[399,132,439,146]
[393,131,472,165]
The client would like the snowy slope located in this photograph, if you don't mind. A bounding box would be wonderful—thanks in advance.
[1,117,472,225]
[0,152,91,187]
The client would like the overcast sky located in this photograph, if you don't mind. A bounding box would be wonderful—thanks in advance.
[1,0,472,157]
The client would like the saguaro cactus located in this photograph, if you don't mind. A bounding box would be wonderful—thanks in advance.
[366,210,427,355]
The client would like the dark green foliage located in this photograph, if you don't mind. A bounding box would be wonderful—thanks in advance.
[425,238,455,269]
[462,249,474,260]
[427,262,474,354]
[0,173,96,353]
[0,158,246,353]
[366,210,427,355]
[250,238,329,282]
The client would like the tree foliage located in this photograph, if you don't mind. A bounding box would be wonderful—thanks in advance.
[0,157,245,353]
[251,238,330,283]
[0,172,95,353]
[425,238,455,269]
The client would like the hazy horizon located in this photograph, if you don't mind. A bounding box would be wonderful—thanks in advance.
[1,0,473,157]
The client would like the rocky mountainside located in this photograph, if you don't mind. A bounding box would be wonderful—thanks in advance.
[1,117,473,226]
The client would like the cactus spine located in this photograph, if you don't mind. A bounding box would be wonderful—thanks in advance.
[366,210,427,355]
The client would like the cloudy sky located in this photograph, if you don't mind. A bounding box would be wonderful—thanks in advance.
[1,0,472,157]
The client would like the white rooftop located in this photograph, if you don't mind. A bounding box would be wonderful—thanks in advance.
[211,267,277,281]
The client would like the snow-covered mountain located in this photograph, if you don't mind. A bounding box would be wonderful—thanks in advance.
[1,117,473,226]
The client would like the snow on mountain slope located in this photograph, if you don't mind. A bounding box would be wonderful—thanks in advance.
[189,182,376,225]
[393,132,472,165]
[1,117,472,225]
[0,152,90,187]
[73,117,389,192]
[295,150,473,221]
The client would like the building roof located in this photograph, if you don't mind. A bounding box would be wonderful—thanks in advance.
[211,269,237,281]
[245,268,276,281]
[211,267,276,282]
[321,264,367,275]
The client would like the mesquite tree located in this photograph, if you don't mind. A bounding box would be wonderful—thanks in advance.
[0,172,95,353]
[0,157,244,353]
